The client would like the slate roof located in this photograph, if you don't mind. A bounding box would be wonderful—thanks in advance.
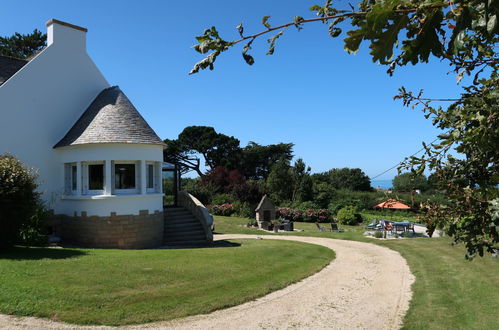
[255,195,275,212]
[54,86,166,148]
[0,55,28,86]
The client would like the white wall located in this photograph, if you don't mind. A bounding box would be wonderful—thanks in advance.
[59,195,164,217]
[54,143,164,217]
[0,21,110,209]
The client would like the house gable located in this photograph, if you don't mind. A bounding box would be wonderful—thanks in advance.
[0,19,109,205]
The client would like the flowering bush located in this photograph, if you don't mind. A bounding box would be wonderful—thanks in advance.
[277,207,331,222]
[277,207,303,222]
[304,208,331,222]
[208,203,235,216]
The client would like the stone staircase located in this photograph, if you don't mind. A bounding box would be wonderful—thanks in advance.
[163,207,209,246]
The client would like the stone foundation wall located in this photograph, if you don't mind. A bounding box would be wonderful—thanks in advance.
[54,210,164,249]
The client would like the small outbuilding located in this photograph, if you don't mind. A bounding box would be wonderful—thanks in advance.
[255,195,276,229]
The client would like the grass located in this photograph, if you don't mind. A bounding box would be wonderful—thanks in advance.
[0,239,334,326]
[215,215,499,330]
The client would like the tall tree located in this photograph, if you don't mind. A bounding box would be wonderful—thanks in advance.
[164,126,241,177]
[240,142,294,179]
[265,158,294,204]
[0,29,46,59]
[291,158,313,202]
[327,168,372,191]
[392,172,430,192]
[189,0,499,258]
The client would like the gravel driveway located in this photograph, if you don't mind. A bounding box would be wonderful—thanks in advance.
[0,234,414,330]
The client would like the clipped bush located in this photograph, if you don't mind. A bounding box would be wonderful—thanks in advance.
[303,208,331,223]
[0,154,45,248]
[336,205,363,225]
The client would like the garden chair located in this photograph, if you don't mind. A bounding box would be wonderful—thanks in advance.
[407,222,416,236]
[330,222,345,232]
[315,223,330,232]
[365,219,377,229]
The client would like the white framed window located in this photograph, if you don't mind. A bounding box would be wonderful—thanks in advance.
[64,163,78,194]
[82,161,105,195]
[146,162,157,192]
[113,161,139,194]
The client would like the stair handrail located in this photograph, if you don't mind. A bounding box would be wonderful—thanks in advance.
[177,191,214,242]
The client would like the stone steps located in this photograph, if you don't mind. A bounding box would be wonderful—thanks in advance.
[163,207,208,245]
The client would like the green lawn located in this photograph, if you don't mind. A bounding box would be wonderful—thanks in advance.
[0,239,334,326]
[215,215,499,330]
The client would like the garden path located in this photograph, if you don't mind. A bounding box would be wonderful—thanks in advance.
[0,234,414,330]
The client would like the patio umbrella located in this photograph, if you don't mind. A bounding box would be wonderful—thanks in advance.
[374,200,412,210]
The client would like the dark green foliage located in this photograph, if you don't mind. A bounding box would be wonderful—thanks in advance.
[164,126,241,177]
[328,189,383,213]
[327,168,372,191]
[0,29,46,59]
[336,205,363,225]
[265,159,294,204]
[291,158,313,202]
[181,178,217,205]
[0,154,45,248]
[240,142,294,180]
[211,193,236,205]
[392,172,430,192]
[233,201,254,218]
[313,168,372,191]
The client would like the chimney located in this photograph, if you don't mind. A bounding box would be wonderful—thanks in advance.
[46,19,88,50]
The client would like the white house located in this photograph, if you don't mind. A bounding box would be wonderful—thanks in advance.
[0,19,172,248]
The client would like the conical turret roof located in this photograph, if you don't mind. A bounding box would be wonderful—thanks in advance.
[54,86,165,148]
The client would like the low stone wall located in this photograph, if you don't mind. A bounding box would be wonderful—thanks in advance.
[54,210,164,249]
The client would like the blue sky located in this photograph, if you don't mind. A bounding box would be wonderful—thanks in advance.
[1,0,464,180]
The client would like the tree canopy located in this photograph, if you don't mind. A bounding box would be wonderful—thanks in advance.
[0,29,46,59]
[164,126,241,177]
[164,126,294,179]
[189,0,499,258]
[392,172,430,192]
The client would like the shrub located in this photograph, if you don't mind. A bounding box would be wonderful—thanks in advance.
[303,208,331,223]
[293,200,320,211]
[374,231,383,238]
[277,207,303,221]
[182,179,217,205]
[336,205,363,225]
[208,203,235,216]
[0,154,45,248]
[212,193,236,205]
[233,201,253,218]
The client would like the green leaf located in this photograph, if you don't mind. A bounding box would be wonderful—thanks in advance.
[370,15,409,63]
[294,16,305,31]
[242,39,255,65]
[236,23,244,38]
[266,31,284,55]
[344,28,365,54]
[328,24,342,37]
[262,16,271,29]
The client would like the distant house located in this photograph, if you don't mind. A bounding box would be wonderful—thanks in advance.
[0,19,212,248]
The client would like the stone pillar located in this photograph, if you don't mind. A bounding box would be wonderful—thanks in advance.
[140,160,146,194]
[104,160,112,195]
[76,161,82,195]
